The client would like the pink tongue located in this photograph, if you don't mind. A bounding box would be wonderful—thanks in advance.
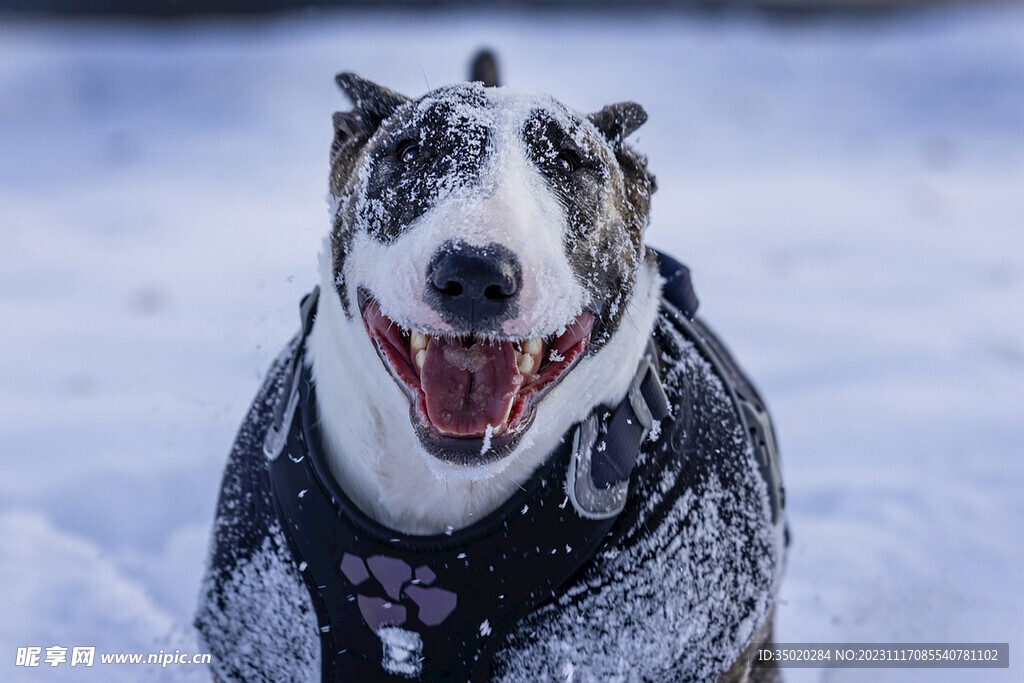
[421,337,523,437]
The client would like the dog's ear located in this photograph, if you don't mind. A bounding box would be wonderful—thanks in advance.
[332,73,409,150]
[588,102,647,146]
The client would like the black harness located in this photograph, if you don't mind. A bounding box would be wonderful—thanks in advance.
[262,252,782,681]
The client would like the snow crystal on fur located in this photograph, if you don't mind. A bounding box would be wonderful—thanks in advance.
[196,528,319,682]
[492,314,779,681]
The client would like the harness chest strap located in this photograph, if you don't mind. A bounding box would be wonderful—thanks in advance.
[262,289,670,681]
[260,252,783,679]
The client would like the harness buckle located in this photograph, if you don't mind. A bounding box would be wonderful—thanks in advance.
[567,344,669,520]
[566,412,629,520]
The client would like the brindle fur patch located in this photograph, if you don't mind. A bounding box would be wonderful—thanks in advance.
[520,107,654,347]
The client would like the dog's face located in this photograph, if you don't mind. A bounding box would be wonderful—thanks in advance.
[326,75,655,467]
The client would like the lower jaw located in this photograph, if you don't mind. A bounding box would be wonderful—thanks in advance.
[411,408,536,467]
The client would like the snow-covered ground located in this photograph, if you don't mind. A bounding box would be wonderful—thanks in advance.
[1,4,1021,681]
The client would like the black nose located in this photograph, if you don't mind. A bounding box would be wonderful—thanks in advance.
[425,241,521,330]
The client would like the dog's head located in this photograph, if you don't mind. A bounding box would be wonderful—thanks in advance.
[326,74,655,467]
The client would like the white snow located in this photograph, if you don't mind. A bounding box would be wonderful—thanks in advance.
[1,4,1021,682]
[378,625,424,678]
[195,532,319,682]
[441,344,492,373]
[481,423,495,455]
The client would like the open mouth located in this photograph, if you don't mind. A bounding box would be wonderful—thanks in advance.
[359,292,595,463]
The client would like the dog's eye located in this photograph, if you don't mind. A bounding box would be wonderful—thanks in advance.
[396,140,421,165]
[553,149,582,174]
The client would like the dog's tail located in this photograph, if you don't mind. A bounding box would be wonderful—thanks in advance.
[469,49,500,88]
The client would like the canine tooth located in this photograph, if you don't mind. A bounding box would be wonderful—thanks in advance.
[415,349,426,369]
[524,337,542,355]
[517,352,534,375]
[411,330,428,351]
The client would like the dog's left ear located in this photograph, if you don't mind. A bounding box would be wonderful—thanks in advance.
[588,102,647,146]
[332,73,409,148]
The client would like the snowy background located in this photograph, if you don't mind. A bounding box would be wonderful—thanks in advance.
[1,4,1021,681]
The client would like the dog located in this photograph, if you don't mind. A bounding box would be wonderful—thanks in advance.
[196,52,786,682]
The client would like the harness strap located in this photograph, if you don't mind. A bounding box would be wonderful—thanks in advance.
[653,249,785,524]
[656,249,699,320]
[262,288,318,463]
[262,288,670,681]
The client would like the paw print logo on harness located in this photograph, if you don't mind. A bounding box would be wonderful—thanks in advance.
[341,552,458,632]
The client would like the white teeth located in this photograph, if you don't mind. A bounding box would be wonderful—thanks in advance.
[517,352,534,375]
[524,337,542,355]
[415,349,426,369]
[411,330,428,351]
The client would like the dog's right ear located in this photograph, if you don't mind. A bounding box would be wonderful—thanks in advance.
[332,73,409,152]
[588,102,647,147]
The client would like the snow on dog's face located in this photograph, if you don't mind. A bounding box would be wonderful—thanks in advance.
[327,74,654,466]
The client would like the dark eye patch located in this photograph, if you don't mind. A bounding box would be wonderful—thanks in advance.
[355,90,491,245]
[522,111,600,180]
[522,110,608,244]
[521,107,643,340]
